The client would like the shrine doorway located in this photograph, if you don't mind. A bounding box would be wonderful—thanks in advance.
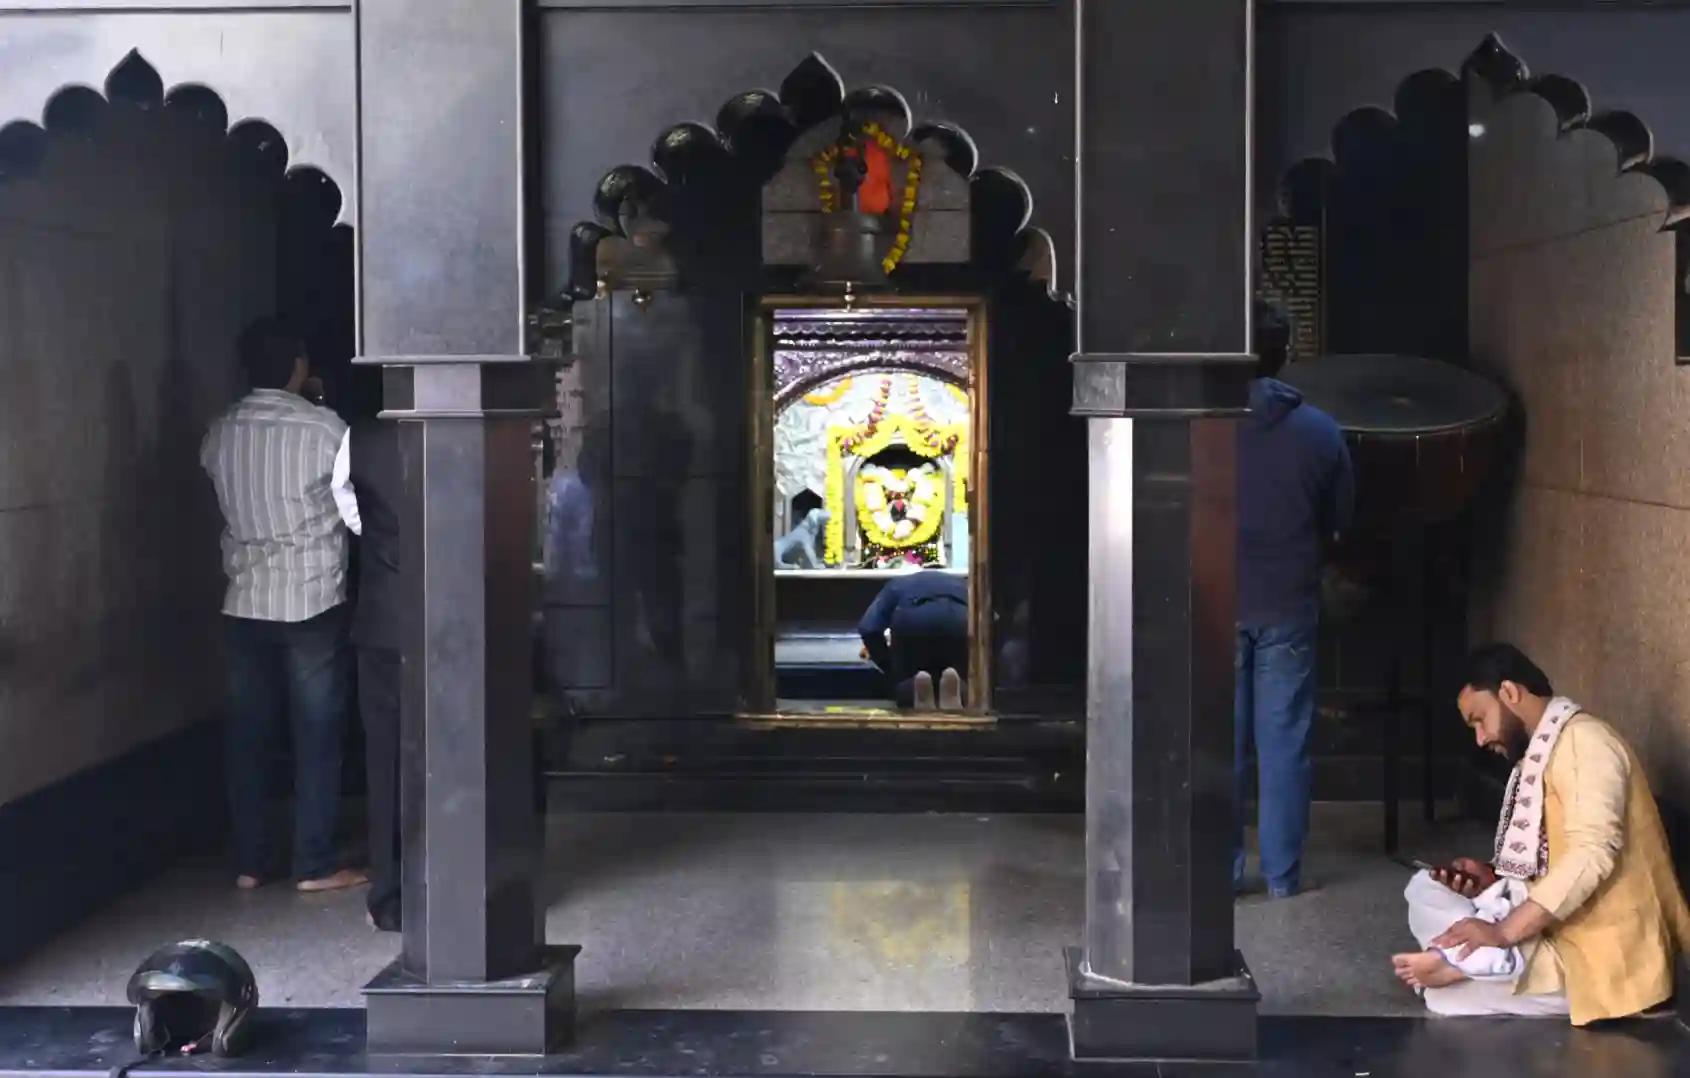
[547,56,1085,759]
[752,297,990,719]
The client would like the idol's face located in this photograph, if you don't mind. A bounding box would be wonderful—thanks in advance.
[1457,684,1532,764]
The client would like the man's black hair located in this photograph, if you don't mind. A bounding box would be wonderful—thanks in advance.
[1253,296,1293,379]
[1461,642,1554,699]
[238,316,306,390]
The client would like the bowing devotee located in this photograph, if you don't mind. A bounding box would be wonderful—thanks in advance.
[857,569,968,711]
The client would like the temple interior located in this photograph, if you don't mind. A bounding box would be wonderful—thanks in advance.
[770,307,978,711]
[3,3,1690,1074]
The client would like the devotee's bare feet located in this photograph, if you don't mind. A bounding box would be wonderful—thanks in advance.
[296,868,369,893]
[912,671,936,710]
[939,668,964,710]
[1393,949,1466,990]
[234,874,263,891]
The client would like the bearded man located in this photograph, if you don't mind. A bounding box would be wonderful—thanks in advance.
[1391,643,1690,1023]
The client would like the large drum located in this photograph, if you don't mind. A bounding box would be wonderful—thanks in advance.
[1278,354,1510,853]
[1279,353,1509,532]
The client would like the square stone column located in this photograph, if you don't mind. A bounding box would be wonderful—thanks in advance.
[352,0,575,1055]
[1066,0,1259,1062]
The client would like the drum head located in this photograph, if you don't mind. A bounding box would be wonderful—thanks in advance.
[1279,354,1506,436]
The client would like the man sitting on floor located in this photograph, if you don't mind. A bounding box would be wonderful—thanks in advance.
[1392,643,1690,1023]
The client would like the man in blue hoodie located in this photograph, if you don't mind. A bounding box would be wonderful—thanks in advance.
[1234,301,1354,898]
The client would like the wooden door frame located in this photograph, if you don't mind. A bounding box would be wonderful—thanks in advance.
[745,293,992,724]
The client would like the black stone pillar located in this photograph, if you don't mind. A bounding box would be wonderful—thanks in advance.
[354,0,576,1056]
[1065,0,1259,1062]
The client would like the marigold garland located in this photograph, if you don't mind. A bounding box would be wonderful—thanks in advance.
[801,377,853,407]
[824,411,966,565]
[824,447,847,566]
[810,121,924,275]
[855,464,945,551]
[839,377,959,458]
[943,384,972,499]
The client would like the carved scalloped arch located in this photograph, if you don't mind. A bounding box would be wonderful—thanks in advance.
[570,52,1059,301]
[0,50,351,227]
[1272,35,1690,233]
[1268,67,1460,222]
[1463,34,1690,363]
[1465,34,1690,230]
[1269,33,1690,362]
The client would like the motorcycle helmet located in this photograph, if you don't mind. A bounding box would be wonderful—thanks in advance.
[126,940,258,1056]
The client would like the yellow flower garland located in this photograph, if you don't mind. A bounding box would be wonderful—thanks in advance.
[823,411,967,565]
[801,377,853,406]
[824,445,847,565]
[863,122,923,275]
[943,385,971,499]
[809,122,924,275]
[813,145,841,213]
[855,466,945,550]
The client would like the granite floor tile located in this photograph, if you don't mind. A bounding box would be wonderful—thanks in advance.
[0,805,1488,1019]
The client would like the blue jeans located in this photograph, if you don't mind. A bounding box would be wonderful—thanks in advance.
[1233,620,1318,896]
[223,606,351,880]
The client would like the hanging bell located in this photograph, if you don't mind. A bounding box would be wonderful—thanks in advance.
[805,211,890,291]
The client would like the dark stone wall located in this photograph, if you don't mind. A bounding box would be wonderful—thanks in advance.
[0,93,350,804]
[536,2,1074,299]
[535,2,1081,720]
[0,721,223,965]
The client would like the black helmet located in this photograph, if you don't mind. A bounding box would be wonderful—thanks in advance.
[126,940,258,1057]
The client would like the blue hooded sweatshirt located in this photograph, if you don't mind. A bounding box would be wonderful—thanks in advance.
[1236,378,1354,626]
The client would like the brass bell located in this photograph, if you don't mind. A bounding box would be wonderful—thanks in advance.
[805,211,890,291]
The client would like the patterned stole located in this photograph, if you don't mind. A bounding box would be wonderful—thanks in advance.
[1493,697,1584,881]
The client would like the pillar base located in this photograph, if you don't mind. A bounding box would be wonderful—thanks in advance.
[363,945,579,1056]
[1064,947,1259,1063]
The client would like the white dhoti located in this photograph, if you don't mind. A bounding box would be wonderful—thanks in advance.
[1403,870,1570,1018]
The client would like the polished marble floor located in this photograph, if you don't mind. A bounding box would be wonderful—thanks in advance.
[3,1006,1686,1077]
[0,804,1490,1017]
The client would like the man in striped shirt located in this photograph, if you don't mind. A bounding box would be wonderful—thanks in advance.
[200,317,366,894]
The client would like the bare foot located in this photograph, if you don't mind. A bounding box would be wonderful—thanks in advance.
[1392,950,1466,991]
[296,868,369,893]
[912,672,936,711]
[235,874,263,891]
[939,668,964,711]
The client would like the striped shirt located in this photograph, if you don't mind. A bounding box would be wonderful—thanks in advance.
[200,389,352,622]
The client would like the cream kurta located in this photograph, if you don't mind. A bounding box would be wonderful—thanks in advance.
[1514,715,1690,1025]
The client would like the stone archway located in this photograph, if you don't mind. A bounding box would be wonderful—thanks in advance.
[0,49,354,376]
[561,52,1064,303]
[1264,33,1690,366]
[539,53,1084,721]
